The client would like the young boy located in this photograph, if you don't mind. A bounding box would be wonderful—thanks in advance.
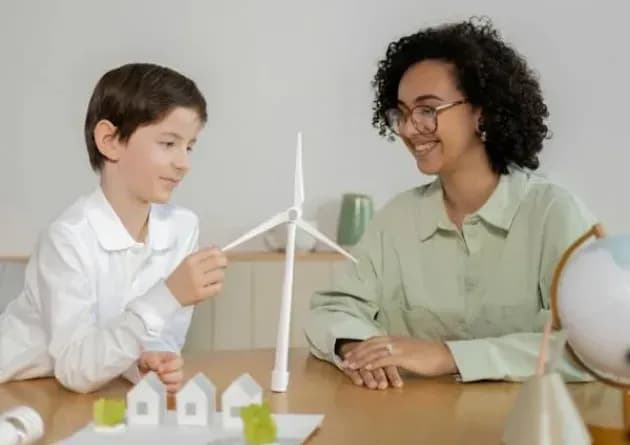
[0,63,226,393]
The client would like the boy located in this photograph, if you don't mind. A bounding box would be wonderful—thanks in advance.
[0,63,226,393]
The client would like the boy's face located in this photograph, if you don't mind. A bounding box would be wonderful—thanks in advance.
[115,106,203,204]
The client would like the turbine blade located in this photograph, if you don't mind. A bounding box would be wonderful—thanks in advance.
[295,219,358,263]
[294,132,304,208]
[223,211,290,251]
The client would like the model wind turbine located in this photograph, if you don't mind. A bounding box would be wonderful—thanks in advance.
[222,132,358,393]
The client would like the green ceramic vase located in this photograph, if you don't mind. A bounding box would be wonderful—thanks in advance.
[336,193,374,247]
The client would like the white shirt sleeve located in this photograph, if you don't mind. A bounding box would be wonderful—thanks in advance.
[139,220,198,353]
[38,224,182,393]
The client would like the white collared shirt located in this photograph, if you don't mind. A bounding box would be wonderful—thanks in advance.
[0,187,198,393]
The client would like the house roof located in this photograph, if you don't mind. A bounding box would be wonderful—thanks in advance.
[178,372,216,398]
[129,371,165,397]
[224,373,261,399]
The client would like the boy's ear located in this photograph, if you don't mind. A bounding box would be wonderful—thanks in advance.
[94,119,123,163]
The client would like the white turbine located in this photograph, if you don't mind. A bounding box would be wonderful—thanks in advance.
[223,132,358,392]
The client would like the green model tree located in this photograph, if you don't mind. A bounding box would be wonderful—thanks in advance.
[240,402,277,444]
[93,398,126,427]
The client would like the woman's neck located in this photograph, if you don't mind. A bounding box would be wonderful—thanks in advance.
[440,147,500,228]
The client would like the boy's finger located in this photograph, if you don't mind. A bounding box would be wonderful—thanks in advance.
[140,353,162,371]
[159,355,183,374]
[159,370,183,384]
[193,247,223,263]
[166,382,183,393]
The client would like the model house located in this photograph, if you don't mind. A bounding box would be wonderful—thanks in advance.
[126,372,167,426]
[176,372,216,426]
[221,373,263,429]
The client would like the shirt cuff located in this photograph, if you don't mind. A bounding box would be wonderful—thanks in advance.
[329,318,383,368]
[122,362,142,385]
[142,338,178,353]
[446,339,503,383]
[126,281,182,338]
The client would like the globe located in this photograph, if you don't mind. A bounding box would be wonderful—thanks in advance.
[555,230,630,386]
[503,224,629,444]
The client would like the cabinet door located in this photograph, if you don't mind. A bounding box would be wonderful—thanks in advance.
[184,296,214,353]
[213,262,254,351]
[251,262,281,349]
[252,261,331,348]
[184,258,337,352]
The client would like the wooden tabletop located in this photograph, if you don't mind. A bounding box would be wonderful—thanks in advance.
[0,349,627,444]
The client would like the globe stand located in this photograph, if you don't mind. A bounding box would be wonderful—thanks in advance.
[502,331,592,445]
[550,223,630,441]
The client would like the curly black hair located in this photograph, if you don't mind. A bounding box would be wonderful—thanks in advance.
[371,17,549,174]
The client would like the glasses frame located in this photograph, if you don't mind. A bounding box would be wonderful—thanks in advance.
[385,99,467,136]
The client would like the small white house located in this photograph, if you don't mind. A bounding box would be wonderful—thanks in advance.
[127,372,167,426]
[176,372,216,426]
[221,373,262,429]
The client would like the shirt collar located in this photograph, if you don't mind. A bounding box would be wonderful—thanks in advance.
[476,166,528,231]
[416,166,529,242]
[85,187,176,252]
[416,179,453,242]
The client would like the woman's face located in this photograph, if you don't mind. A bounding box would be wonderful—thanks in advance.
[395,60,482,175]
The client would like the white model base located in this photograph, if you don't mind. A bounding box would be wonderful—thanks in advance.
[94,423,127,434]
[271,370,290,393]
[61,410,324,445]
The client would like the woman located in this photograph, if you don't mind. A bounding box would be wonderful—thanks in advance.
[305,18,595,389]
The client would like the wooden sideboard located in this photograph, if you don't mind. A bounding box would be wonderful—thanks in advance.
[184,250,344,353]
[0,251,345,352]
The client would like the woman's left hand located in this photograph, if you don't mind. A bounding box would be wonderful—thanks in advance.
[341,335,458,377]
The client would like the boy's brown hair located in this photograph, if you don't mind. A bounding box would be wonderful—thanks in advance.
[84,63,207,171]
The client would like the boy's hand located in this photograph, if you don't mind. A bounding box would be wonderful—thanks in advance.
[138,351,184,393]
[166,247,227,306]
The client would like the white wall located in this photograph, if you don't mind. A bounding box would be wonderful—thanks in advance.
[1,0,628,255]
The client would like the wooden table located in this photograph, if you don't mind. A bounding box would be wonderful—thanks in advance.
[0,349,627,444]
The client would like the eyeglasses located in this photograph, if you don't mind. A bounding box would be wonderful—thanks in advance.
[385,99,467,135]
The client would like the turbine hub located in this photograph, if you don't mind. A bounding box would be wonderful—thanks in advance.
[288,208,301,221]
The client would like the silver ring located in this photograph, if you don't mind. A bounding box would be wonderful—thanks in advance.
[385,343,393,354]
